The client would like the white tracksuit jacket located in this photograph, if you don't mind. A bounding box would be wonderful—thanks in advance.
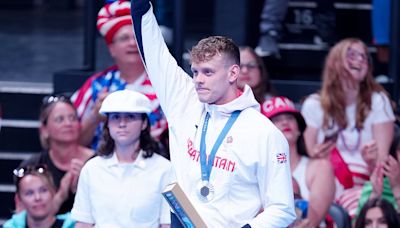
[131,1,295,227]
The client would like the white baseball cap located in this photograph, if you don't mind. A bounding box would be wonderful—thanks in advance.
[99,90,152,115]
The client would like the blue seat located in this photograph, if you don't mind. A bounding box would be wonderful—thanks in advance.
[328,203,351,228]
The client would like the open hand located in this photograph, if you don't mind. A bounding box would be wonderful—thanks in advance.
[383,155,400,191]
[361,140,378,172]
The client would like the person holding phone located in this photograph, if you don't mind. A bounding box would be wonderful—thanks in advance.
[3,165,75,228]
[301,38,395,202]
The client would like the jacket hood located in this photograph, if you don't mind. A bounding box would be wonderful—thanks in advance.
[205,85,260,116]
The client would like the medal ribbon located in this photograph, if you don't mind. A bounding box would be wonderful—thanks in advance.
[200,110,241,182]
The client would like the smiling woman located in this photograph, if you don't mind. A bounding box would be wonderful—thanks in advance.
[18,96,95,215]
[3,165,75,228]
[301,38,395,217]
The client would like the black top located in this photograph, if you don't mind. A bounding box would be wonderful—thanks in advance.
[19,151,75,214]
[26,218,64,228]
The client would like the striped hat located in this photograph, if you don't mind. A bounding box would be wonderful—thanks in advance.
[97,0,132,44]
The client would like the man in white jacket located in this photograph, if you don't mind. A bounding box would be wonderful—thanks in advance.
[131,1,296,227]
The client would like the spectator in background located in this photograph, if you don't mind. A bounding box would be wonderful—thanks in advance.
[255,0,289,58]
[385,128,400,207]
[356,129,400,214]
[71,90,172,227]
[264,96,335,227]
[19,95,94,214]
[71,0,167,151]
[301,38,395,215]
[238,46,275,104]
[3,165,75,228]
[354,198,400,228]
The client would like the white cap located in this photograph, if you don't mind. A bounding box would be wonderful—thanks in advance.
[99,90,152,115]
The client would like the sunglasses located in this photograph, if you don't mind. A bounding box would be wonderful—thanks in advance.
[13,164,48,179]
[42,95,69,107]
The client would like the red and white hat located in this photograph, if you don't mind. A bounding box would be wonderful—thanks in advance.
[97,0,132,44]
[261,96,306,132]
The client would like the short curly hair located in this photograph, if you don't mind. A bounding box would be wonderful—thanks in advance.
[190,36,240,66]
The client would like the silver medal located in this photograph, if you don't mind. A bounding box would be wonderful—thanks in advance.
[197,180,214,202]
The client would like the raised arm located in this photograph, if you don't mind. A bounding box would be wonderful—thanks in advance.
[71,77,107,147]
[78,89,108,146]
[131,0,199,120]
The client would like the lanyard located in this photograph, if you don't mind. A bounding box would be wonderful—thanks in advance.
[200,110,241,182]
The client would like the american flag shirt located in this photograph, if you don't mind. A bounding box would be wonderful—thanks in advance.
[71,66,167,149]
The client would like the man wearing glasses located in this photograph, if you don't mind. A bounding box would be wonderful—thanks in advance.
[71,0,167,151]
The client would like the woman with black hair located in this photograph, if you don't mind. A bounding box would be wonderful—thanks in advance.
[263,96,336,227]
[237,46,275,104]
[71,90,173,228]
[354,198,400,228]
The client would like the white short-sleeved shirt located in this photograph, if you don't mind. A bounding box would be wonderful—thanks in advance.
[71,151,173,227]
[301,92,395,187]
[292,156,310,200]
